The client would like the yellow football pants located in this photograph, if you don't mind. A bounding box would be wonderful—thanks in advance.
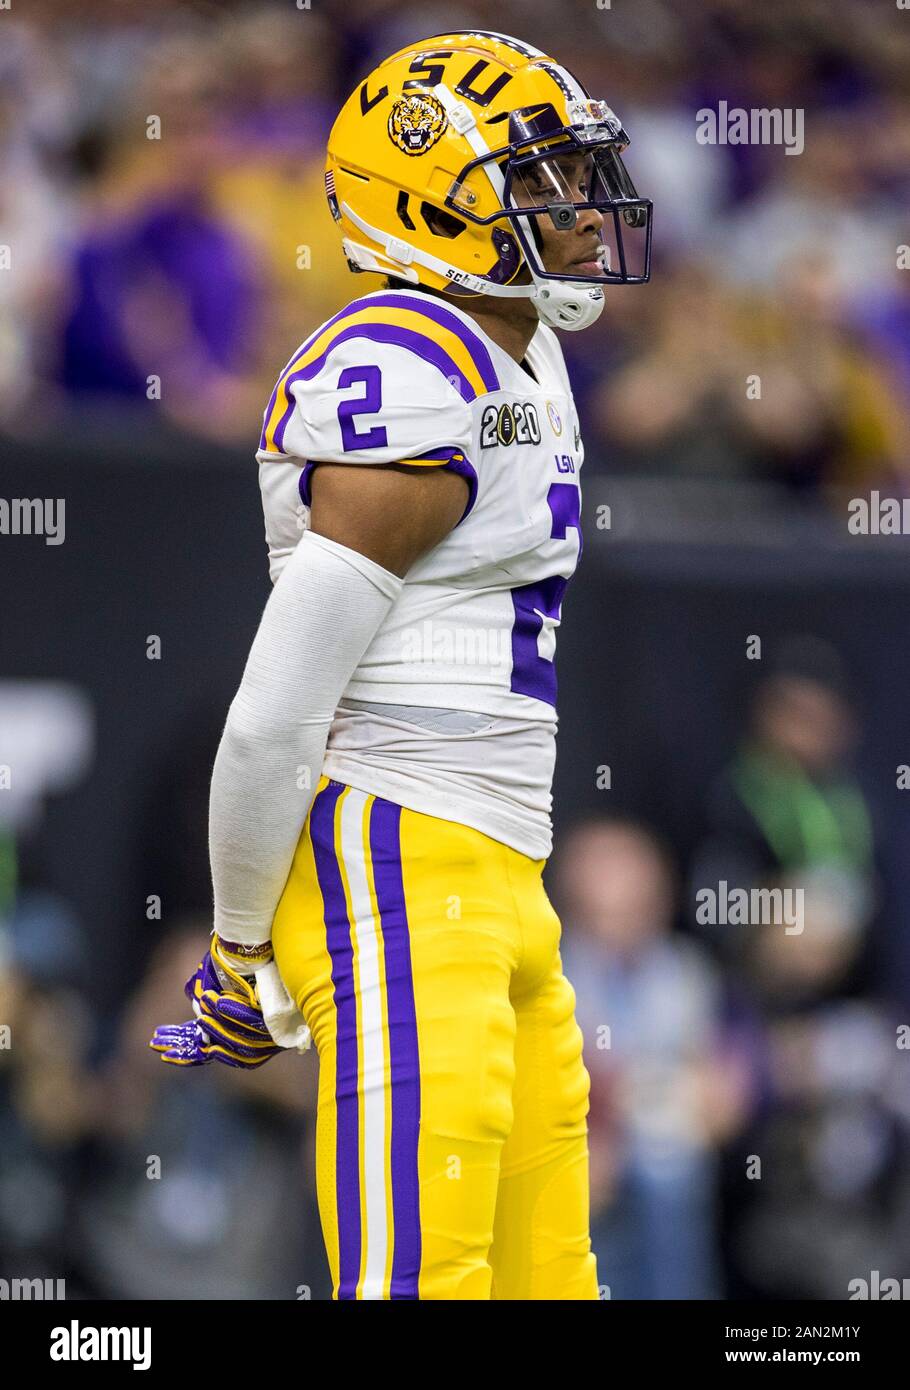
[272,777,598,1300]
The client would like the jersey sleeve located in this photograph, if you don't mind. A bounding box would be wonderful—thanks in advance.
[257,331,474,475]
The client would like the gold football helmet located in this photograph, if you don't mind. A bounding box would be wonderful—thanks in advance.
[325,30,652,331]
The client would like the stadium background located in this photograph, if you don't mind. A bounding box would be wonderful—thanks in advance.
[2,0,910,1299]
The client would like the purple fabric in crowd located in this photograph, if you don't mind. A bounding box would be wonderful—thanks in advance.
[60,198,259,395]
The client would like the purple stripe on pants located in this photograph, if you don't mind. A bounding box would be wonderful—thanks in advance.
[310,780,362,1300]
[369,797,422,1300]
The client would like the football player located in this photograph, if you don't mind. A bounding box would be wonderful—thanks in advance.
[152,29,651,1299]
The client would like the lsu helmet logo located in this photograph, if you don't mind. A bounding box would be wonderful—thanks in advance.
[387,93,447,156]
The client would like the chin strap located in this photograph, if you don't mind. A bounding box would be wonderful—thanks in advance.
[340,203,604,331]
[531,282,605,331]
[340,84,606,332]
[341,203,527,296]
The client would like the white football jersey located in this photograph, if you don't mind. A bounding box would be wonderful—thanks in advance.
[256,287,584,857]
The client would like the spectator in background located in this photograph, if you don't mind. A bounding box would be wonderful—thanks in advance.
[555,818,754,1299]
[725,981,910,1300]
[4,0,909,480]
[718,111,904,303]
[685,635,910,1297]
[689,635,876,1001]
[204,11,361,348]
[735,250,908,494]
[0,20,75,419]
[0,806,325,1300]
[56,31,267,442]
[587,264,763,482]
[43,12,360,444]
[584,254,909,490]
[0,832,101,1294]
[850,263,910,483]
[77,921,326,1300]
[706,831,910,1300]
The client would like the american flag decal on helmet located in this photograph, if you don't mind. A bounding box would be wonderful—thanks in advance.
[325,169,341,221]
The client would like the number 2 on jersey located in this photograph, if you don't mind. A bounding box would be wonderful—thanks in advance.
[337,366,388,450]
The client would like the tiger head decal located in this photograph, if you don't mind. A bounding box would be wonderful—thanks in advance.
[387,93,448,156]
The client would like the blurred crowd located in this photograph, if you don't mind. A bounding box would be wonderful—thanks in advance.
[558,638,910,1299]
[2,0,909,493]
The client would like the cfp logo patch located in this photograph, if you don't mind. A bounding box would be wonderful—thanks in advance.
[480,402,542,448]
[388,94,447,156]
[546,401,562,436]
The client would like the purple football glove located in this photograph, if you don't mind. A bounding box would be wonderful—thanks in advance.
[150,938,283,1069]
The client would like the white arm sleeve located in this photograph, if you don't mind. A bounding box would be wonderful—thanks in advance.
[209,528,403,945]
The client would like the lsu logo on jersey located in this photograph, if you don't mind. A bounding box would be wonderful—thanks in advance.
[388,94,448,155]
[480,402,542,448]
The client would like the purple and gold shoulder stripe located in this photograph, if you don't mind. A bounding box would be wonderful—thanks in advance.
[260,293,501,455]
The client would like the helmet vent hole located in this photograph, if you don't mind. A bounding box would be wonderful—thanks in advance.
[420,202,465,239]
[396,191,416,230]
